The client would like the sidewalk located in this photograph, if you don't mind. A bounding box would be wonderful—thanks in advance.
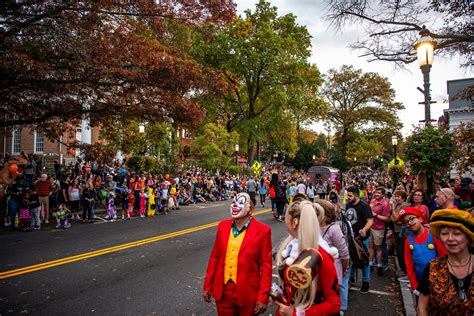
[345,257,404,316]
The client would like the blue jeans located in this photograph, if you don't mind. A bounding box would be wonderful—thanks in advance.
[351,238,371,283]
[271,199,276,212]
[8,199,20,228]
[341,263,352,311]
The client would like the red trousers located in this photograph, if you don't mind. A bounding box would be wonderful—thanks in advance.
[216,281,257,316]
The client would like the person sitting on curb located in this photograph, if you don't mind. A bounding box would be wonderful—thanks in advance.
[397,207,446,301]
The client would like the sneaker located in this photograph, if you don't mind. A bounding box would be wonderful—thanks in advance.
[360,282,369,294]
[377,266,384,276]
[383,265,389,271]
[34,226,41,230]
[278,215,283,222]
[121,215,125,220]
[45,219,49,224]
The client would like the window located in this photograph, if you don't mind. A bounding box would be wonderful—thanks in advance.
[12,127,21,154]
[34,131,44,153]
[76,126,82,142]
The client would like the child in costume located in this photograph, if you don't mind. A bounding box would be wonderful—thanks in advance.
[161,185,169,214]
[118,184,129,220]
[397,207,446,298]
[139,188,149,218]
[106,192,117,221]
[53,204,71,229]
[18,196,32,232]
[127,191,135,219]
[147,187,156,217]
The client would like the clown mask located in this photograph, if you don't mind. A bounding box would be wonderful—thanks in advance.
[230,193,252,218]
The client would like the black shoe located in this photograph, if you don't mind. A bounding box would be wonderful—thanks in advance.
[360,282,369,294]
[377,266,384,276]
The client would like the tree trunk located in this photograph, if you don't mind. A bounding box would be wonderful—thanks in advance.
[341,127,349,169]
[256,141,260,162]
[247,136,254,166]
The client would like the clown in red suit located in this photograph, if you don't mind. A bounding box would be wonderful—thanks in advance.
[203,192,273,315]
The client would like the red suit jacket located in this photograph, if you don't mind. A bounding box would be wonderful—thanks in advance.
[204,217,273,306]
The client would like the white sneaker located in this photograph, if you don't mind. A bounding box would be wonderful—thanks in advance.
[121,215,125,220]
[113,214,117,219]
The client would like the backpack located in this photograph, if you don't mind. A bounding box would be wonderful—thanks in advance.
[276,185,286,200]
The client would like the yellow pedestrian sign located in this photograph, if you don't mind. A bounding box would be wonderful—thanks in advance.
[252,161,261,175]
[389,158,404,166]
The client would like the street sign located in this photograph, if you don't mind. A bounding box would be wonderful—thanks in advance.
[389,158,404,166]
[252,161,261,175]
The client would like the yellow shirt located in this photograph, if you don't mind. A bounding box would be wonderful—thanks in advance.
[224,229,246,284]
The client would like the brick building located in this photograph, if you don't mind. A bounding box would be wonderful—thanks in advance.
[0,121,195,164]
[0,119,100,165]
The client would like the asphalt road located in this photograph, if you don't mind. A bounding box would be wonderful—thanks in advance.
[0,202,401,315]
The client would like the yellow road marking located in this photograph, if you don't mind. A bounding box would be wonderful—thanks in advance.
[0,209,271,280]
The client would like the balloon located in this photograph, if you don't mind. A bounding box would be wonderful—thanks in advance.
[8,163,18,174]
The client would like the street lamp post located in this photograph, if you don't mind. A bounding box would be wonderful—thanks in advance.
[415,27,435,124]
[235,144,239,166]
[392,135,398,165]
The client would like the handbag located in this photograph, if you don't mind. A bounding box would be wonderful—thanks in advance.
[348,235,369,269]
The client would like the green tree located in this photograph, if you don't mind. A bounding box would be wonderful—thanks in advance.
[192,0,325,164]
[100,120,180,168]
[190,123,239,172]
[346,136,384,165]
[322,65,404,168]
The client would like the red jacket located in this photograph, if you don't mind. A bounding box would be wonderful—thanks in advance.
[204,217,272,306]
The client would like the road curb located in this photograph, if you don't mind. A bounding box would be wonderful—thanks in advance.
[395,256,416,316]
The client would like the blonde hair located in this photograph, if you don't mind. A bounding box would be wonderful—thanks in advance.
[276,200,320,310]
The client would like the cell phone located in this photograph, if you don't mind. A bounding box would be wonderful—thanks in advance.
[268,291,284,303]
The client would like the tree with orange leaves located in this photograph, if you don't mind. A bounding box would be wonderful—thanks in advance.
[0,1,235,141]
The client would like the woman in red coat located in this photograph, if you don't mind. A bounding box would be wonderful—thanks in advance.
[273,200,340,316]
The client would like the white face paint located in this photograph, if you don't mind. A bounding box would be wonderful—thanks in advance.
[230,193,251,218]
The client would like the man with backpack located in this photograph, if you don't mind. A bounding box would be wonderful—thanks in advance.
[345,186,374,294]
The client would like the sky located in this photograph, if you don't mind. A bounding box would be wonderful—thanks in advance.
[234,0,470,137]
